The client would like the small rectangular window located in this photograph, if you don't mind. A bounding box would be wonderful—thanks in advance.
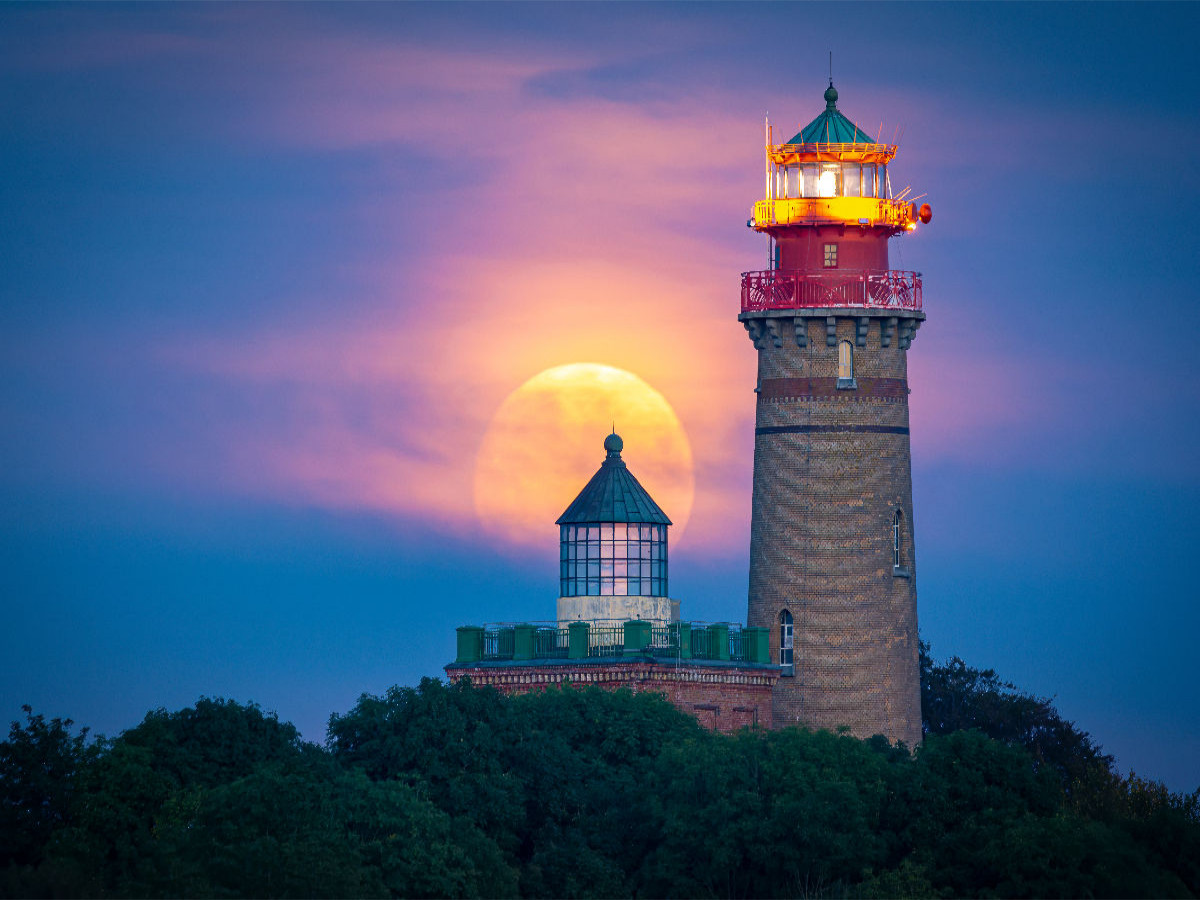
[824,243,838,268]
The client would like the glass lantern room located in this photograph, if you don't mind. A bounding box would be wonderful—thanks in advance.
[774,162,887,200]
[560,522,668,598]
[555,433,672,599]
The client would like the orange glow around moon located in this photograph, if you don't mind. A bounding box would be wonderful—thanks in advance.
[474,363,695,549]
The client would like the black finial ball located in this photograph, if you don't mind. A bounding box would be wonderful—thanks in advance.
[604,432,624,454]
[824,84,838,105]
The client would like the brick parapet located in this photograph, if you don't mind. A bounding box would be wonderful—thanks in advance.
[740,309,924,351]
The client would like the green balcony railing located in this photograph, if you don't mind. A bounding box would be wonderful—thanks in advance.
[456,621,772,666]
[534,627,569,659]
[483,627,514,660]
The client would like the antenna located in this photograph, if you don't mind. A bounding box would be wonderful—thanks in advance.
[828,50,833,85]
[764,113,771,202]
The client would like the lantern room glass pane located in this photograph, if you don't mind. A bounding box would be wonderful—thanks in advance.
[801,165,818,197]
[843,164,861,197]
[559,521,668,598]
[818,163,840,197]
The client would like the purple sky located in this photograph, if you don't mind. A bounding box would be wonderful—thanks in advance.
[2,3,1198,792]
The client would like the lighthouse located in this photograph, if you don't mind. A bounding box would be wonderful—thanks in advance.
[555,433,678,626]
[740,82,931,747]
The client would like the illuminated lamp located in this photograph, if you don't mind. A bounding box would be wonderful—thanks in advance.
[919,203,933,224]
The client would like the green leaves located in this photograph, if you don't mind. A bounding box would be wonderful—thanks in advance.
[0,705,94,870]
[3,659,1197,898]
[920,642,1113,792]
[153,758,508,899]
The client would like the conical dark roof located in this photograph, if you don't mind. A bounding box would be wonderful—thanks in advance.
[786,82,875,144]
[556,433,672,526]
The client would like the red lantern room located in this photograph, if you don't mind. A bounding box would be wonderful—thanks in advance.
[744,81,931,316]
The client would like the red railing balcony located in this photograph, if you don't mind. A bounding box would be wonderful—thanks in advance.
[741,269,922,313]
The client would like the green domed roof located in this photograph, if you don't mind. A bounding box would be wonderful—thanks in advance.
[556,434,672,526]
[786,81,875,144]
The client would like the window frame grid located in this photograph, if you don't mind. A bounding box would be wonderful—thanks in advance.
[559,523,668,597]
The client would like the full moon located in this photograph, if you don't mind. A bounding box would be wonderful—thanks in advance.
[474,363,695,548]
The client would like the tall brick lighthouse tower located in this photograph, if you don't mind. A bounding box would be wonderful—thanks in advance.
[741,82,931,747]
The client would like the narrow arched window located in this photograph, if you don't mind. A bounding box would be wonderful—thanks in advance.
[892,509,910,577]
[779,609,794,676]
[838,340,853,379]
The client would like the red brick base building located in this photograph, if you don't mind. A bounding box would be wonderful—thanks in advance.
[446,619,779,733]
[445,655,778,733]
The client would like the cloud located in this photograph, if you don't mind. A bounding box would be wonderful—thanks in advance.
[146,30,765,551]
[19,10,1176,556]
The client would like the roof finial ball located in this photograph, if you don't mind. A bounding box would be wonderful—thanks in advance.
[604,431,624,458]
[824,82,838,108]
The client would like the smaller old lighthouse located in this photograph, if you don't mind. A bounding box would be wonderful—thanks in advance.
[448,435,779,733]
[555,433,678,627]
[741,82,931,747]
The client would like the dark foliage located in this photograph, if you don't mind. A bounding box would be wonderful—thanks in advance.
[0,707,96,872]
[2,650,1197,899]
[920,641,1114,791]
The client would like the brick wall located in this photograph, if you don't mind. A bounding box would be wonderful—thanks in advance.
[445,660,779,734]
[744,312,922,748]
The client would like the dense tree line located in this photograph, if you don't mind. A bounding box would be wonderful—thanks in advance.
[2,648,1197,898]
